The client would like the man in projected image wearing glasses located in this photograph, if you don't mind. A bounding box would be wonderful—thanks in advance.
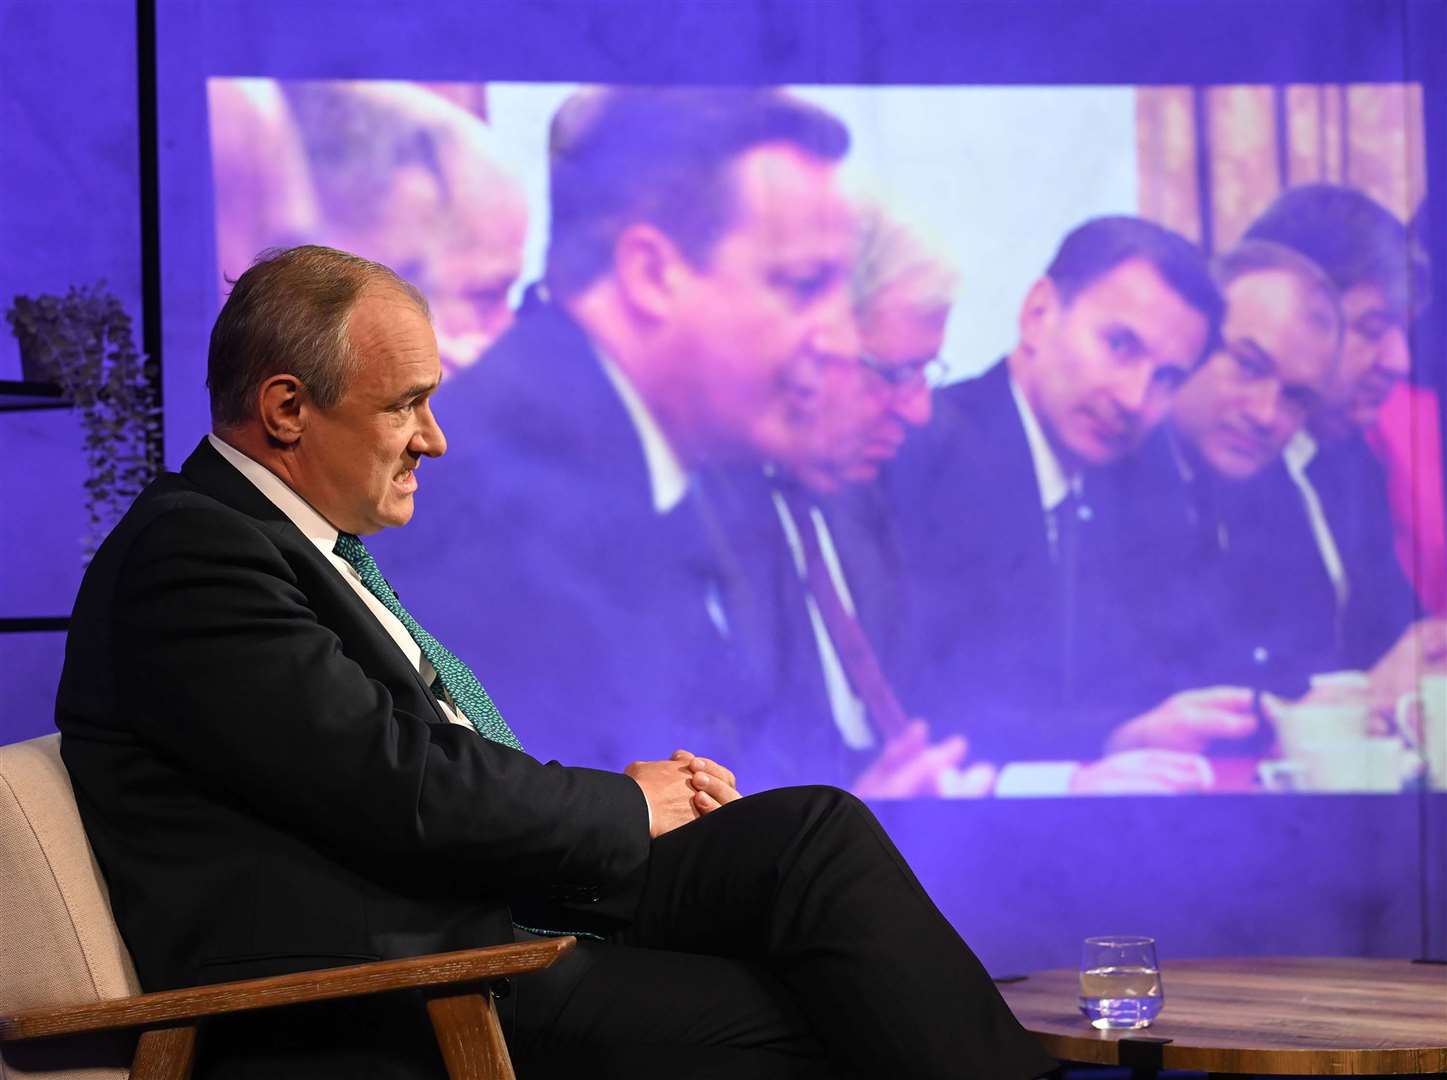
[886,215,1232,795]
[1100,240,1351,751]
[1103,227,1444,754]
[694,200,998,798]
[1240,185,1447,709]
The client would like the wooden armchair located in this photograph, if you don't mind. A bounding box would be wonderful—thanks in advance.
[0,734,573,1080]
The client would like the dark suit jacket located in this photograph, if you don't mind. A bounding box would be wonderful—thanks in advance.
[370,289,770,781]
[1297,433,1418,670]
[884,359,1141,762]
[695,465,911,787]
[56,438,649,1006]
[1114,427,1417,703]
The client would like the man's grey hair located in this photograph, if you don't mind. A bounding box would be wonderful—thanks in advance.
[207,244,429,429]
[851,199,960,318]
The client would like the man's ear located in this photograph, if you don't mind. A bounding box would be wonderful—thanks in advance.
[258,374,306,446]
[613,223,687,321]
[1017,276,1061,355]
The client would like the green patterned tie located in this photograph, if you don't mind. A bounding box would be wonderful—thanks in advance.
[333,533,522,750]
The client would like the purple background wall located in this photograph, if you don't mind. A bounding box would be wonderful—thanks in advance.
[2,0,1444,976]
[1,0,139,744]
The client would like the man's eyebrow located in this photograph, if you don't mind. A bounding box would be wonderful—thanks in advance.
[1230,336,1276,370]
[391,379,439,405]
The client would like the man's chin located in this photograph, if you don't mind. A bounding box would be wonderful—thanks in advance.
[791,466,845,496]
[1351,399,1387,430]
[380,496,417,529]
[1208,448,1265,482]
[1069,435,1130,469]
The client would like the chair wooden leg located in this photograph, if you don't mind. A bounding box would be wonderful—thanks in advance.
[426,986,514,1080]
[128,1023,198,1080]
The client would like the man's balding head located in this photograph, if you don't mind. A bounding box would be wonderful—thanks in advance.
[208,245,428,430]
[209,245,446,536]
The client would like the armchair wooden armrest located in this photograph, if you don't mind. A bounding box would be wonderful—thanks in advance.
[0,936,575,1080]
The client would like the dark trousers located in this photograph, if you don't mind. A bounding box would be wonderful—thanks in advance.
[198,787,1053,1080]
[508,786,1055,1080]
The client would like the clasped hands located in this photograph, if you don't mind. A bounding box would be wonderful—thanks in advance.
[625,749,742,837]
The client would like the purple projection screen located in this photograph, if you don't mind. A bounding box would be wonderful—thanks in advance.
[203,78,1445,800]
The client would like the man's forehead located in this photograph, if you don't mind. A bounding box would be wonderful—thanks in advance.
[1341,281,1401,319]
[349,291,438,368]
[1073,258,1207,352]
[728,144,852,244]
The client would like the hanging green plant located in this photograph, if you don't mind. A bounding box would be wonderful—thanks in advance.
[6,284,162,560]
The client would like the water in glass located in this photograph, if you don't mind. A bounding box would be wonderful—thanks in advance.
[1078,936,1163,1029]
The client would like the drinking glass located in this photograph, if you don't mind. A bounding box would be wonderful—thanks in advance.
[1078,935,1163,1030]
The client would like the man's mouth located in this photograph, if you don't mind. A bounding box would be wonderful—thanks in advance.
[1085,414,1131,450]
[865,431,905,460]
[1218,427,1270,464]
[1358,371,1401,407]
[395,467,418,493]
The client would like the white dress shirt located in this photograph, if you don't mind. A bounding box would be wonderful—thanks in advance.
[1010,374,1076,515]
[1283,430,1350,613]
[207,434,473,729]
[597,352,690,515]
[769,490,875,751]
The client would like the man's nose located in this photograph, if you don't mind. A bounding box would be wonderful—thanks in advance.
[1377,325,1411,377]
[1111,363,1155,416]
[892,381,933,429]
[1241,379,1282,433]
[415,402,448,458]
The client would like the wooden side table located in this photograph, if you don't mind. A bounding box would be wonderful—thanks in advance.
[997,957,1447,1076]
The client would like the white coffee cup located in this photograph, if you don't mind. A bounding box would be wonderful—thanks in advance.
[1259,736,1408,793]
[1268,695,1374,761]
[1396,673,1447,791]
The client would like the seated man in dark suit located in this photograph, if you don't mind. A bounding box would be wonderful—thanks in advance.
[56,226,1049,1080]
[887,216,1228,794]
[1102,239,1350,748]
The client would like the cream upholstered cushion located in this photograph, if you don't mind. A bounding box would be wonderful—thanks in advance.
[0,734,139,1079]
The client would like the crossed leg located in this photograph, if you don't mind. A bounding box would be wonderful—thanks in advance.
[510,786,1054,1080]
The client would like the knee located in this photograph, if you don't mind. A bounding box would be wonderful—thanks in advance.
[772,784,875,838]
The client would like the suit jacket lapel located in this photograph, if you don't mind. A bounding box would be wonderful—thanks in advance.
[179,438,454,726]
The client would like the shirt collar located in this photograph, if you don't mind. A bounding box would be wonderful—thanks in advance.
[1283,428,1319,478]
[207,433,341,557]
[594,347,690,515]
[1008,374,1077,511]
